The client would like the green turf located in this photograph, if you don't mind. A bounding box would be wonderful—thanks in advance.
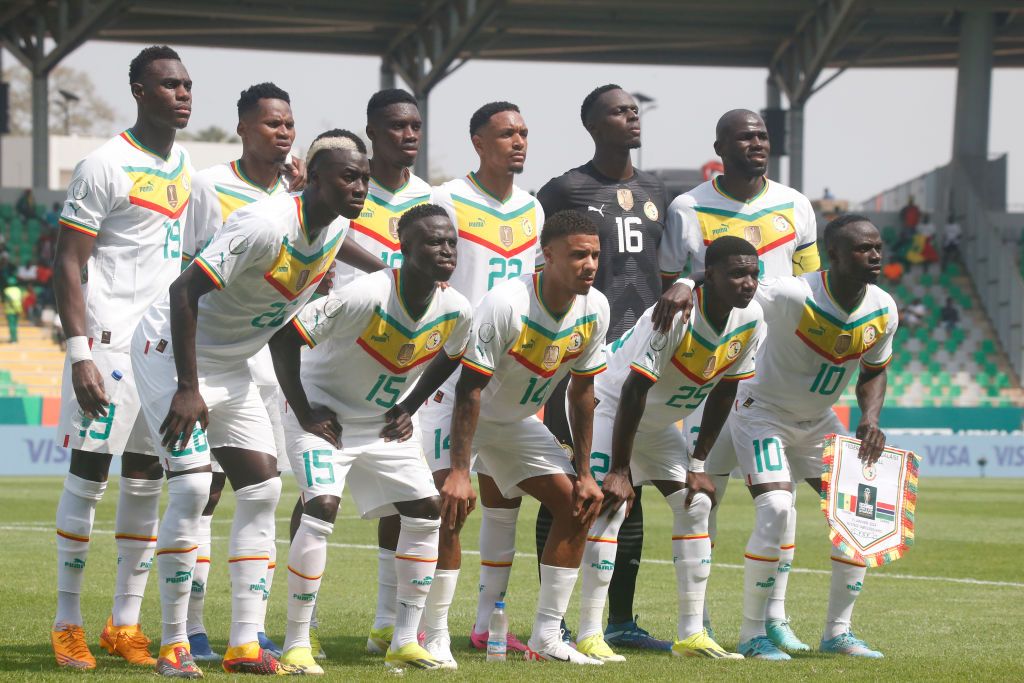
[1,476,1021,681]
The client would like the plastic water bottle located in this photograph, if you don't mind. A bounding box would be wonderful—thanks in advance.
[106,370,125,406]
[486,601,508,662]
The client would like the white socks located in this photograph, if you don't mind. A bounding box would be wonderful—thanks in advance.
[391,516,440,650]
[157,471,211,645]
[227,477,282,647]
[422,569,459,642]
[767,503,797,622]
[373,549,398,630]
[703,473,729,631]
[825,557,867,639]
[256,529,277,634]
[187,514,213,637]
[739,489,792,643]
[577,504,627,640]
[112,476,162,626]
[531,564,578,648]
[284,514,333,651]
[474,506,519,633]
[55,473,107,628]
[667,490,712,641]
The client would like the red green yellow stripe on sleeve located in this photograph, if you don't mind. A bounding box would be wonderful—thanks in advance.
[571,362,606,377]
[292,316,316,348]
[460,357,493,377]
[861,355,892,371]
[629,363,659,382]
[722,370,755,382]
[193,255,226,290]
[59,216,99,238]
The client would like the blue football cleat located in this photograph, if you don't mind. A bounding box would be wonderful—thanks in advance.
[604,615,672,651]
[187,632,221,662]
[766,619,811,652]
[820,631,884,658]
[256,631,282,658]
[738,635,792,661]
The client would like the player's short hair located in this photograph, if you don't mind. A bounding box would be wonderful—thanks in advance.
[237,82,290,119]
[397,203,449,239]
[824,213,874,251]
[705,235,758,268]
[580,84,623,125]
[540,210,598,248]
[306,129,366,170]
[469,101,520,136]
[128,45,181,83]
[367,89,418,119]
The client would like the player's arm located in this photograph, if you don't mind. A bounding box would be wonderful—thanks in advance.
[268,321,341,448]
[605,371,652,515]
[854,366,888,465]
[443,368,486,530]
[337,234,386,273]
[566,373,603,526]
[381,354,462,444]
[53,227,108,417]
[651,277,696,333]
[686,379,740,506]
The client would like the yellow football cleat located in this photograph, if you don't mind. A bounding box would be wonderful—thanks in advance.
[383,642,444,670]
[99,616,156,665]
[222,641,304,675]
[309,627,327,660]
[155,642,203,678]
[52,624,96,670]
[672,629,744,659]
[280,646,324,675]
[367,625,393,655]
[576,633,626,662]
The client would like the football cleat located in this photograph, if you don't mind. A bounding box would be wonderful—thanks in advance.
[820,631,884,658]
[309,627,326,660]
[222,641,301,675]
[423,632,458,670]
[257,631,283,658]
[155,642,203,679]
[604,615,673,651]
[766,619,811,652]
[738,635,791,661]
[575,634,625,662]
[470,626,529,653]
[52,624,96,670]
[671,629,744,659]
[524,638,603,665]
[99,616,156,665]
[187,632,221,662]
[280,646,324,675]
[366,625,393,655]
[383,642,444,670]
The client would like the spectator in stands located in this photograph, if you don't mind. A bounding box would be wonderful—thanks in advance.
[823,187,834,199]
[940,298,960,334]
[900,196,921,231]
[904,297,927,328]
[15,259,36,286]
[0,252,13,284]
[942,215,962,271]
[3,276,22,342]
[15,189,36,221]
[882,256,904,285]
[44,201,61,228]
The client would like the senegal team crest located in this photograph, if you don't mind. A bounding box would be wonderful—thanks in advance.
[726,339,743,360]
[425,330,442,351]
[833,333,853,356]
[397,343,416,367]
[542,345,561,370]
[617,188,634,211]
[499,225,514,248]
[644,200,659,221]
[702,355,717,378]
[522,217,534,236]
[773,214,789,233]
[863,325,878,346]
[567,331,583,353]
[744,225,762,246]
[389,216,400,240]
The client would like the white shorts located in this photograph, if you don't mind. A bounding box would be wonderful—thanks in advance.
[284,409,437,519]
[418,377,474,472]
[212,383,287,474]
[56,349,157,456]
[591,404,688,486]
[729,395,844,486]
[473,416,576,499]
[131,330,276,472]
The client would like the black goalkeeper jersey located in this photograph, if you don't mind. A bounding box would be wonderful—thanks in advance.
[537,162,667,341]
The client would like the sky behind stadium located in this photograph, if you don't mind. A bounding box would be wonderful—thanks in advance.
[7,41,1024,208]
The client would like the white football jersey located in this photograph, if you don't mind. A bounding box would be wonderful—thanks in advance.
[58,130,193,352]
[660,177,819,280]
[741,271,898,419]
[461,272,609,424]
[596,288,763,431]
[292,268,472,421]
[332,172,432,290]
[432,173,543,308]
[138,192,349,364]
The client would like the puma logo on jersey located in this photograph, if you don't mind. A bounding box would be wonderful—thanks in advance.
[588,204,606,217]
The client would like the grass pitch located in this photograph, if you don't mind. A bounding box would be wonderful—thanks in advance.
[1,475,1021,681]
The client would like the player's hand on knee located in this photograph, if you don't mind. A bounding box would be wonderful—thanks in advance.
[300,406,342,448]
[439,469,476,531]
[380,404,413,442]
[601,470,635,516]
[159,387,209,450]
[71,359,108,418]
[685,471,717,508]
[573,475,604,527]
[855,422,886,465]
[651,280,695,332]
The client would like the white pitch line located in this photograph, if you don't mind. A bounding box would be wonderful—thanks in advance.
[4,523,1021,589]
